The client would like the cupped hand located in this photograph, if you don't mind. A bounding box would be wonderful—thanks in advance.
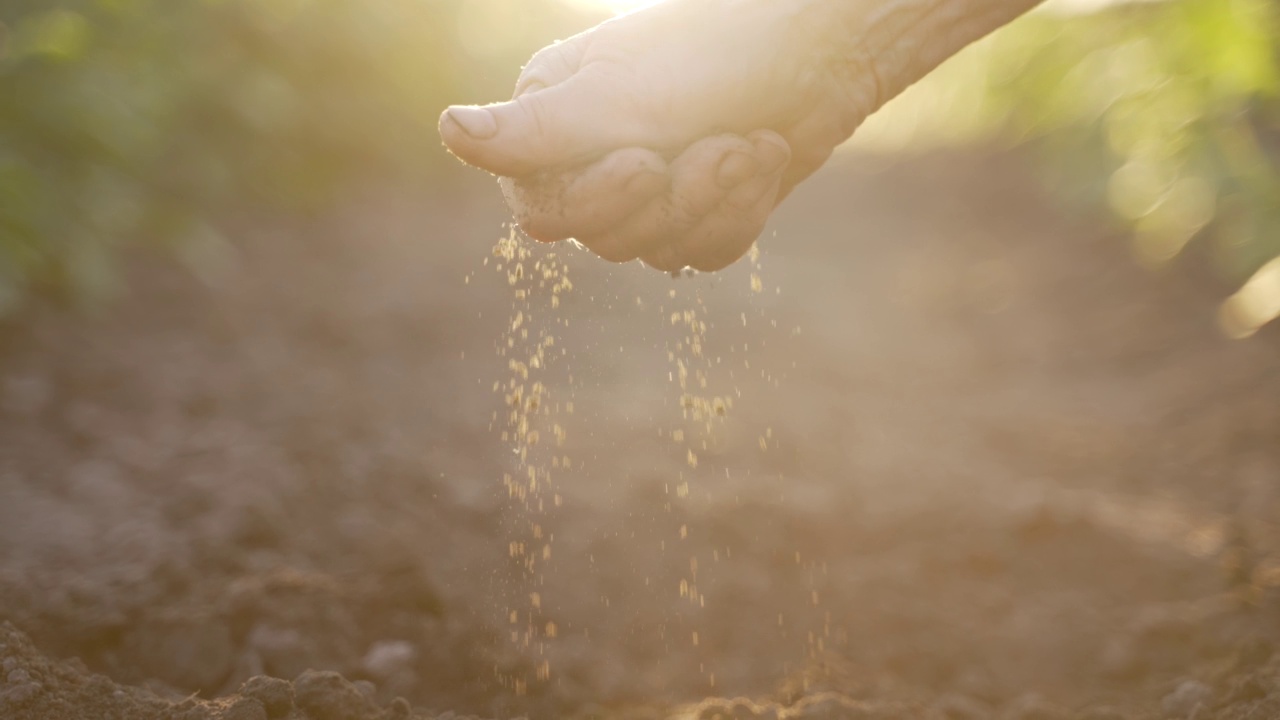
[440,0,880,270]
[499,130,790,272]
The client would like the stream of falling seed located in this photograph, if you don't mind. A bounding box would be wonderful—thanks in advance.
[654,244,798,690]
[481,229,824,696]
[485,227,574,695]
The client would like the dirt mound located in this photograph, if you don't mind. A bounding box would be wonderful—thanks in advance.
[2,151,1280,720]
[0,622,436,720]
[8,614,1280,720]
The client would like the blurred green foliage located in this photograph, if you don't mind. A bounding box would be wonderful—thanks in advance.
[0,0,590,315]
[859,0,1280,285]
[2,0,1276,318]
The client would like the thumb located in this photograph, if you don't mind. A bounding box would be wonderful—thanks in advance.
[440,70,650,177]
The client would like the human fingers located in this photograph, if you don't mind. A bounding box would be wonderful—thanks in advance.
[512,32,591,97]
[499,147,670,243]
[573,134,760,263]
[440,64,657,177]
[637,131,789,272]
[678,131,790,271]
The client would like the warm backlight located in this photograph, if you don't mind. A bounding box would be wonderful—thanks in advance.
[559,0,657,15]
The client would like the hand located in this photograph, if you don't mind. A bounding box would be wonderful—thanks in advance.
[440,0,881,270]
[498,131,791,272]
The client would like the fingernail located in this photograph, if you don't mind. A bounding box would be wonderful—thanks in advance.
[716,151,758,189]
[627,169,669,195]
[446,106,498,140]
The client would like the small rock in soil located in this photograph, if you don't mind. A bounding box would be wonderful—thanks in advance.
[214,696,269,720]
[387,697,412,719]
[238,675,294,718]
[1161,680,1212,719]
[170,701,216,720]
[353,679,377,700]
[248,624,311,681]
[0,679,43,707]
[362,640,416,681]
[294,669,375,720]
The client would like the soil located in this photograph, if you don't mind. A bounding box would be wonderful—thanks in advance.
[1,148,1278,720]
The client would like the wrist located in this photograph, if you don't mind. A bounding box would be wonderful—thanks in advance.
[784,0,1041,111]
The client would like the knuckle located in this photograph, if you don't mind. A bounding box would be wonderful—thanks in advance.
[516,94,558,159]
[514,74,551,97]
[525,45,557,71]
[526,40,576,77]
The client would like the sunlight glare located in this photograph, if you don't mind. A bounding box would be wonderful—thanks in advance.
[559,0,658,15]
[1219,256,1280,339]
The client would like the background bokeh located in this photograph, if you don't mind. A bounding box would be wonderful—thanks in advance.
[858,0,1280,310]
[0,0,601,313]
[1,0,1277,328]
